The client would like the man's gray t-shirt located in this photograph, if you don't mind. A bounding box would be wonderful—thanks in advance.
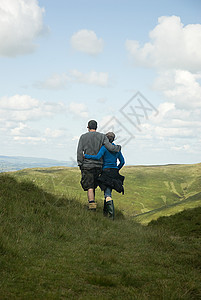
[77,131,121,169]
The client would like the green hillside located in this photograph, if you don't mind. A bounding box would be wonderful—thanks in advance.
[11,163,201,224]
[123,163,201,221]
[0,173,201,299]
[134,190,201,224]
[149,206,201,237]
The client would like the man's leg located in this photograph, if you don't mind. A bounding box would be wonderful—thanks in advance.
[88,168,101,210]
[81,169,96,209]
[88,188,97,210]
[88,188,95,202]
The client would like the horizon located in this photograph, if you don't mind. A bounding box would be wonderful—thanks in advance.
[1,154,200,168]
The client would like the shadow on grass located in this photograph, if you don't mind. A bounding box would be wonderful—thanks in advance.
[149,206,201,238]
[0,173,125,221]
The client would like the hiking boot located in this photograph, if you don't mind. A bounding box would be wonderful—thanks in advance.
[88,201,97,211]
[103,199,108,217]
[105,198,115,220]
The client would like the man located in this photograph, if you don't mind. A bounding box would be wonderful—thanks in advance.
[77,120,121,210]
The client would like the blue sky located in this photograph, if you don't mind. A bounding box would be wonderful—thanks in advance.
[0,0,201,165]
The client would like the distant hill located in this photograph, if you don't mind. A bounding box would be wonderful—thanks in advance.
[6,162,201,224]
[121,163,201,224]
[0,155,75,172]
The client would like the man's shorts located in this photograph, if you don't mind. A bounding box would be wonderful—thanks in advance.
[80,167,102,191]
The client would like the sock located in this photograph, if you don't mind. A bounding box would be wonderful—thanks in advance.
[105,197,112,202]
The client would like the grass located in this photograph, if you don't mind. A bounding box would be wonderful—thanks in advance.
[149,206,201,237]
[134,191,201,225]
[12,163,201,223]
[0,172,201,299]
[122,163,201,218]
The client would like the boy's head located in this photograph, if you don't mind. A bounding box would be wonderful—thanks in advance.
[106,132,115,143]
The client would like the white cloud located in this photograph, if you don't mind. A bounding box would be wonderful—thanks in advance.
[13,136,47,144]
[69,102,88,118]
[0,94,39,110]
[10,122,37,137]
[154,70,201,109]
[157,102,175,117]
[137,98,201,148]
[72,136,79,141]
[0,94,66,122]
[126,13,201,148]
[126,16,201,72]
[70,69,109,87]
[171,144,191,151]
[99,115,115,128]
[35,73,71,90]
[35,70,109,89]
[154,126,193,138]
[0,0,46,56]
[70,29,104,55]
[44,128,67,138]
[0,95,70,148]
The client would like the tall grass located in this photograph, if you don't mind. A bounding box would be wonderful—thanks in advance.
[0,173,201,299]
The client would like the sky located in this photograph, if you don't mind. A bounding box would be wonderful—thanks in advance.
[0,0,201,165]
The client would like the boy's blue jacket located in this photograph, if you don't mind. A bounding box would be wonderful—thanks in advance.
[84,143,125,170]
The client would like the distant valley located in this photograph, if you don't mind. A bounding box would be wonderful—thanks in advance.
[0,155,75,173]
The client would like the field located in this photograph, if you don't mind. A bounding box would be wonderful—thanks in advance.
[11,163,201,224]
[0,164,201,299]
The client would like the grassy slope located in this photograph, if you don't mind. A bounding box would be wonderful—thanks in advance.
[149,206,201,237]
[134,191,201,225]
[12,163,201,224]
[123,164,201,219]
[0,173,201,299]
